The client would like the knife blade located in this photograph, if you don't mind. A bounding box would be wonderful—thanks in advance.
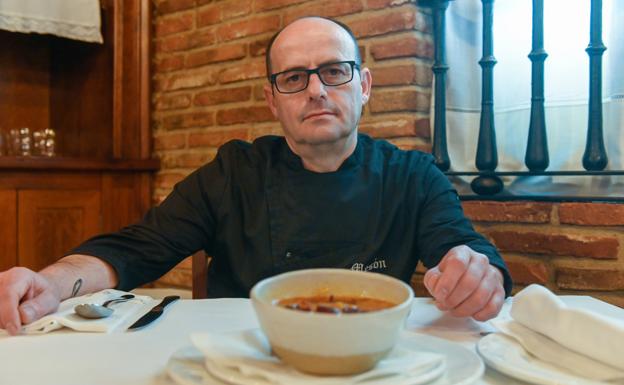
[128,295,180,330]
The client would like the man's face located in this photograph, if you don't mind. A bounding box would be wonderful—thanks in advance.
[264,19,372,147]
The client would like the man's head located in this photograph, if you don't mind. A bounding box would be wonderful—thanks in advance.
[263,17,372,149]
[265,17,362,80]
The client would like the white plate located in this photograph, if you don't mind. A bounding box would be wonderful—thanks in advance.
[204,354,445,385]
[167,332,483,385]
[477,333,622,385]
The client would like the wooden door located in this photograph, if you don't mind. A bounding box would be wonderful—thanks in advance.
[18,190,101,271]
[0,190,17,271]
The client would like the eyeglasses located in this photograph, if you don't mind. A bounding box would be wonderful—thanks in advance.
[270,61,360,94]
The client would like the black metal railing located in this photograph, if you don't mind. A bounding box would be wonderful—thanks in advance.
[430,0,624,202]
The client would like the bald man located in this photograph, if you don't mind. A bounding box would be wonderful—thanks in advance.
[0,17,511,335]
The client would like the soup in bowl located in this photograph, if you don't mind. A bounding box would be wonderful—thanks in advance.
[250,268,414,375]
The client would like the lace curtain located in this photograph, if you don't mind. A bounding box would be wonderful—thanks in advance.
[0,0,102,43]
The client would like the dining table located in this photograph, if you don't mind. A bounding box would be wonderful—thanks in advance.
[1,293,622,385]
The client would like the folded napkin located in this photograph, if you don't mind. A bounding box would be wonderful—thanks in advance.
[491,284,624,381]
[0,289,157,335]
[190,329,445,385]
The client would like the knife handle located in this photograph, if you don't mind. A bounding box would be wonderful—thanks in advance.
[154,295,180,311]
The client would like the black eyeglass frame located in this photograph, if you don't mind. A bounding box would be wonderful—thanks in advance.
[269,60,361,94]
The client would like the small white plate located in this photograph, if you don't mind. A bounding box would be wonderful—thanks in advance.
[167,332,483,385]
[477,333,621,385]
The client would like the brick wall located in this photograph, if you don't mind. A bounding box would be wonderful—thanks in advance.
[150,0,624,306]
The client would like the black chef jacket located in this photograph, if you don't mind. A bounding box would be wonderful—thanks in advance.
[71,134,512,298]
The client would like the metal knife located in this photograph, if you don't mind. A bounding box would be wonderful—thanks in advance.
[128,295,180,330]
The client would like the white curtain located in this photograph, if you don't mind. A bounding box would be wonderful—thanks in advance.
[0,0,102,43]
[437,0,623,182]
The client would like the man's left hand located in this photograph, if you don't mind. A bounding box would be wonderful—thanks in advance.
[423,245,505,321]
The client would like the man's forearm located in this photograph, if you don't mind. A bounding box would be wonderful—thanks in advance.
[39,254,118,300]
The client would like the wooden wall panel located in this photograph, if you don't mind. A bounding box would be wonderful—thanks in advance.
[0,31,50,132]
[49,32,113,158]
[0,190,17,271]
[18,190,102,271]
[101,173,146,232]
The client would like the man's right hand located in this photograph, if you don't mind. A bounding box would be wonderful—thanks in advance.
[0,267,62,335]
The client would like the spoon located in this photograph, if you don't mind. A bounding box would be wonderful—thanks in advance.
[74,294,135,319]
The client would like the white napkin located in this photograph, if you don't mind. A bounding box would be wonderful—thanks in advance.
[492,284,624,381]
[0,289,157,335]
[190,329,445,385]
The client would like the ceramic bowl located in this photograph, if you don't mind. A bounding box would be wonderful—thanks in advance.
[250,268,414,375]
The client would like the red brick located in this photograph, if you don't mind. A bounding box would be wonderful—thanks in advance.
[155,13,194,37]
[358,45,367,63]
[255,0,307,11]
[283,0,364,24]
[197,5,220,27]
[154,94,192,111]
[164,69,217,91]
[188,128,249,147]
[386,137,431,153]
[253,84,267,101]
[371,35,434,60]
[156,34,194,53]
[162,111,215,130]
[220,0,251,20]
[487,231,619,259]
[155,172,188,190]
[154,0,196,14]
[217,15,280,42]
[217,106,275,125]
[157,30,216,53]
[219,60,266,83]
[367,0,410,9]
[249,36,272,57]
[250,124,283,138]
[185,44,246,68]
[192,29,218,49]
[559,202,624,226]
[194,86,251,106]
[505,259,549,285]
[350,7,428,38]
[556,267,624,291]
[462,201,552,223]
[160,150,217,168]
[371,62,432,87]
[368,89,430,113]
[359,116,429,139]
[154,55,185,72]
[154,133,186,150]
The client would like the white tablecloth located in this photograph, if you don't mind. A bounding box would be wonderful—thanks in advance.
[0,296,621,385]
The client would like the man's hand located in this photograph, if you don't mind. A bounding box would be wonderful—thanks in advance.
[423,245,505,321]
[0,267,62,335]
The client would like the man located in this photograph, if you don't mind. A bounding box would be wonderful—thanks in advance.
[0,17,511,336]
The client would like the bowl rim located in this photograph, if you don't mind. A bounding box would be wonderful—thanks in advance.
[250,268,415,317]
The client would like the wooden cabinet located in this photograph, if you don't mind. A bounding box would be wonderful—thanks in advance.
[0,190,17,271]
[18,189,101,271]
[0,0,158,271]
